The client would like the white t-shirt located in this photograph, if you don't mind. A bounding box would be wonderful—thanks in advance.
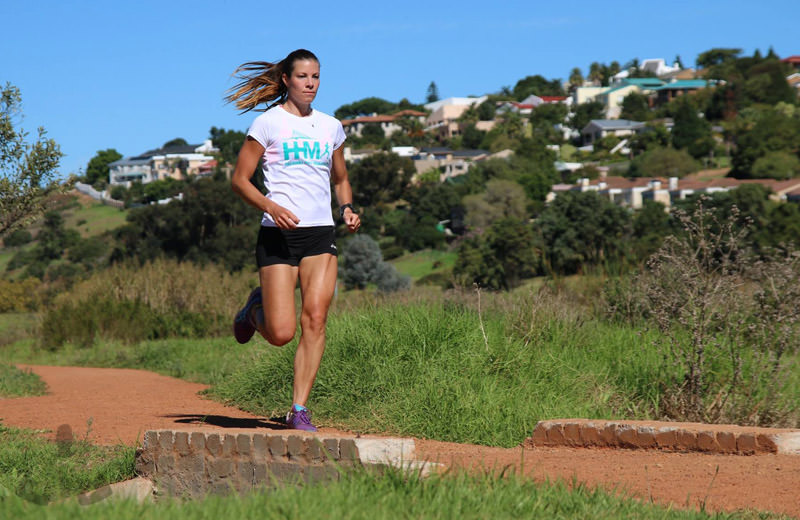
[247,105,346,227]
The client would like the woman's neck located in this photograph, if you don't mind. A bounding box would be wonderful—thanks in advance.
[282,99,312,117]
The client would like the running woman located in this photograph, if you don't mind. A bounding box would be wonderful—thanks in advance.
[227,49,360,432]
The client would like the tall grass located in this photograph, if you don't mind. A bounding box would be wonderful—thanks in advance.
[0,467,786,519]
[40,259,257,347]
[211,290,664,447]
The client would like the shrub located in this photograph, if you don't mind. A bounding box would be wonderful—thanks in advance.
[0,278,42,312]
[41,258,254,348]
[609,198,800,426]
[3,229,32,247]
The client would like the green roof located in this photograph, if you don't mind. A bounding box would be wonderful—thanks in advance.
[621,78,665,87]
[652,80,709,90]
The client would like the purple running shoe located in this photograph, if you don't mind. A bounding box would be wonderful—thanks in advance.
[233,287,261,344]
[286,406,318,432]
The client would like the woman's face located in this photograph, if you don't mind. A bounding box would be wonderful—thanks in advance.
[283,59,320,106]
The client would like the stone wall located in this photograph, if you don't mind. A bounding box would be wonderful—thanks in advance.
[135,430,418,498]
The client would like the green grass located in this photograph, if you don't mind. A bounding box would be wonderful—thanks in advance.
[0,364,47,397]
[390,249,457,281]
[0,424,134,504]
[62,200,128,238]
[0,468,787,519]
[209,300,663,447]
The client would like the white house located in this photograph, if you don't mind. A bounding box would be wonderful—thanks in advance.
[109,140,218,186]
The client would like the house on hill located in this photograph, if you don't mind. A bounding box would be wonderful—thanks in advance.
[108,140,218,186]
[581,119,646,144]
[340,110,426,138]
[549,175,800,209]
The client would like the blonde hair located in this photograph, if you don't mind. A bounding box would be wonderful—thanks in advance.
[225,49,319,112]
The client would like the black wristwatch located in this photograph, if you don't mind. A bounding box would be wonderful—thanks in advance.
[339,203,355,220]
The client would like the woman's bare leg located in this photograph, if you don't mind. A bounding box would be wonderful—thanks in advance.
[292,254,338,407]
[255,264,299,346]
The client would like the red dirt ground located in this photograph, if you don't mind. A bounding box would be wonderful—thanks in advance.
[2,364,799,518]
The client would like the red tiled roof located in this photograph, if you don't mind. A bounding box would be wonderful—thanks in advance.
[341,115,395,126]
[781,55,800,63]
[391,109,427,117]
[540,96,568,102]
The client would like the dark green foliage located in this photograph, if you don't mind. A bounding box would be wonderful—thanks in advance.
[454,218,538,290]
[537,191,632,275]
[511,74,564,101]
[162,137,188,148]
[461,124,485,149]
[629,123,670,155]
[66,236,108,267]
[730,107,800,178]
[334,97,424,120]
[752,151,800,180]
[628,147,699,178]
[476,100,495,121]
[359,123,385,145]
[84,148,122,188]
[619,92,651,122]
[348,152,415,208]
[426,81,439,103]
[112,178,260,271]
[3,228,32,247]
[570,101,605,133]
[671,99,713,159]
[209,126,246,165]
[631,200,672,260]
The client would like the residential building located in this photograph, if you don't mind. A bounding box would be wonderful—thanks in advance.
[408,147,490,181]
[581,119,646,144]
[651,79,710,105]
[781,55,800,71]
[611,59,681,83]
[108,140,218,186]
[788,73,800,96]
[572,86,607,105]
[549,175,800,209]
[340,110,426,138]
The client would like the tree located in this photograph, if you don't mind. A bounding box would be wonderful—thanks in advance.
[671,98,713,159]
[588,62,603,85]
[512,75,565,101]
[341,234,408,291]
[752,152,800,180]
[85,149,122,188]
[334,97,424,120]
[461,124,485,149]
[348,152,415,207]
[536,191,632,274]
[628,147,699,178]
[463,179,528,229]
[568,67,584,90]
[426,81,440,103]
[696,48,741,71]
[0,83,66,238]
[620,92,651,122]
[209,127,246,165]
[730,107,800,178]
[476,100,495,121]
[570,101,605,133]
[163,138,188,148]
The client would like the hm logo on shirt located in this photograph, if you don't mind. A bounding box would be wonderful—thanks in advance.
[283,132,331,164]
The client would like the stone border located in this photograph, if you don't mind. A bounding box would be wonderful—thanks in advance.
[135,430,428,497]
[529,419,800,455]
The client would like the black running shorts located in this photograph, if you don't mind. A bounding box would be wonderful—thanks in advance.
[255,226,337,267]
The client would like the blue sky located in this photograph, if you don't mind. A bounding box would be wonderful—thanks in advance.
[2,0,798,178]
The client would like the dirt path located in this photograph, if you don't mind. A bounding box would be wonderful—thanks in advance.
[2,365,799,518]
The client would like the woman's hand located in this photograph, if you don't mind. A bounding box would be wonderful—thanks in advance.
[266,200,300,229]
[342,207,360,233]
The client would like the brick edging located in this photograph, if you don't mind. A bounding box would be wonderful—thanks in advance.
[529,419,800,455]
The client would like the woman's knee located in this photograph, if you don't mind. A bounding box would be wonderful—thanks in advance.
[259,321,296,346]
[300,307,328,334]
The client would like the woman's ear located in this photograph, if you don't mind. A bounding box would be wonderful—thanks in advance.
[281,73,288,87]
